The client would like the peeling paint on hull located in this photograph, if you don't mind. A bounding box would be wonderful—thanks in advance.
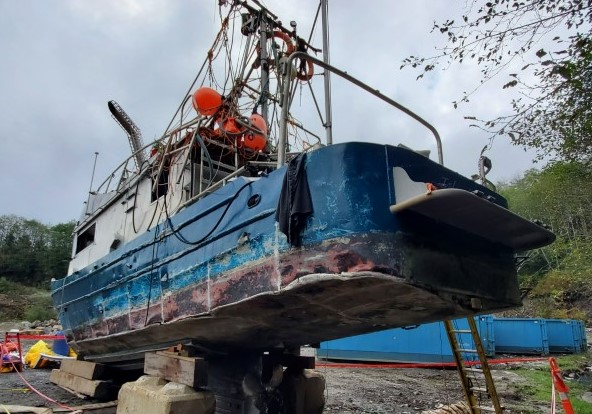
[52,143,525,365]
[69,232,520,364]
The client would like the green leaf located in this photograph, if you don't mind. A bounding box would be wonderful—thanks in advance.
[503,80,518,88]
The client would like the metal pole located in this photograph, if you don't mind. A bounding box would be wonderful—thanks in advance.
[278,74,291,167]
[260,17,269,124]
[321,0,333,145]
[85,151,99,216]
[279,52,444,165]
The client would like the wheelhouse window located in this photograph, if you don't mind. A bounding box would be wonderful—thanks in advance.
[75,223,96,254]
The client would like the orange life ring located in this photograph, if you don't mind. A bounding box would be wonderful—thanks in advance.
[253,31,295,69]
[296,57,314,81]
[271,31,314,81]
[271,31,295,55]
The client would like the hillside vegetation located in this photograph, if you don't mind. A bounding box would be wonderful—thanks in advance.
[0,216,73,320]
[0,215,73,287]
[499,161,592,321]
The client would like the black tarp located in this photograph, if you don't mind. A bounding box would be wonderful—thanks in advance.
[275,153,313,246]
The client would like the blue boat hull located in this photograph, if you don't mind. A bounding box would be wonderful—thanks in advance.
[52,143,525,364]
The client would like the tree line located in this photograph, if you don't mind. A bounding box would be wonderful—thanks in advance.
[499,160,592,319]
[0,215,74,288]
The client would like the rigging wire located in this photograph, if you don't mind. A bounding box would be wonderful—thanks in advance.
[131,159,149,234]
[227,10,243,92]
[160,5,236,140]
[9,361,75,412]
[144,219,161,326]
[166,179,254,246]
[308,1,322,46]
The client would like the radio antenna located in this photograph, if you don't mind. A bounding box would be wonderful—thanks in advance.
[85,151,99,216]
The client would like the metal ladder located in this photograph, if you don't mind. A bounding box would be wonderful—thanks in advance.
[444,318,503,413]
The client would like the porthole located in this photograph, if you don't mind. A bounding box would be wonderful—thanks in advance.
[247,194,261,209]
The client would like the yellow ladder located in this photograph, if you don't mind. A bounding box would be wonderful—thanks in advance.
[444,318,503,413]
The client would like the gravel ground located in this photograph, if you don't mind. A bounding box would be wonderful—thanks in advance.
[322,365,465,413]
[0,360,550,413]
[0,367,101,409]
[0,320,580,413]
[320,363,552,413]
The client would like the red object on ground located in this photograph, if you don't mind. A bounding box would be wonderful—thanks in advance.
[1,332,67,372]
[1,332,23,372]
[549,357,575,414]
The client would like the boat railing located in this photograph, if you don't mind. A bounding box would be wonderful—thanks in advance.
[278,52,444,167]
[87,51,445,220]
[92,117,204,196]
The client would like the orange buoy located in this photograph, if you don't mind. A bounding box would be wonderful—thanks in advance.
[242,113,267,151]
[192,87,222,116]
[219,117,245,136]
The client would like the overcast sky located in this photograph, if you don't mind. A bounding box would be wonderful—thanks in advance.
[0,0,539,225]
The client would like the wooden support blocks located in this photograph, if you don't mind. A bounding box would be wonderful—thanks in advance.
[50,359,116,400]
[144,351,208,388]
[50,369,116,400]
[60,359,106,380]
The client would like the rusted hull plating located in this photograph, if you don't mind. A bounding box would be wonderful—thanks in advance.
[70,232,520,363]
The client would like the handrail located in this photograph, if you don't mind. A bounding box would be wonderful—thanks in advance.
[93,116,203,195]
[278,52,444,166]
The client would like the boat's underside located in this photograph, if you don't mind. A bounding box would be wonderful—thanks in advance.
[71,231,521,365]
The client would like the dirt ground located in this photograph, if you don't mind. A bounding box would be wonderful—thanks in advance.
[320,363,553,413]
[0,320,584,413]
[0,357,553,413]
[0,368,94,409]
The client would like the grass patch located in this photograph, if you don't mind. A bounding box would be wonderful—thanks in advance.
[24,295,56,321]
[554,354,591,371]
[0,278,56,322]
[0,277,29,295]
[510,354,592,412]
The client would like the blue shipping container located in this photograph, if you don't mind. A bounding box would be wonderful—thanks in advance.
[319,316,494,363]
[493,318,549,355]
[546,319,582,353]
[576,320,587,352]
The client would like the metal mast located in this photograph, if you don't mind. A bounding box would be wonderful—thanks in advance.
[259,16,270,124]
[321,0,333,145]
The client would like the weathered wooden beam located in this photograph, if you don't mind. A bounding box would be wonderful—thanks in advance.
[59,359,107,380]
[49,369,116,400]
[0,406,52,414]
[54,401,118,414]
[144,351,208,388]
